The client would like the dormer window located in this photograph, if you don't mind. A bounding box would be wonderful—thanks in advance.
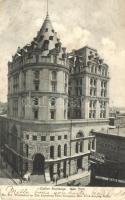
[43,40,49,50]
[39,35,44,41]
[49,36,54,40]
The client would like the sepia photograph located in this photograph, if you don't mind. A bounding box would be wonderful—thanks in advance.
[0,0,125,192]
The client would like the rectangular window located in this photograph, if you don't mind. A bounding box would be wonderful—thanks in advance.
[58,136,61,140]
[26,135,29,140]
[33,136,37,141]
[34,110,38,119]
[41,136,46,141]
[50,110,55,119]
[35,84,39,91]
[51,82,57,92]
[64,109,66,119]
[50,136,55,141]
[64,135,67,139]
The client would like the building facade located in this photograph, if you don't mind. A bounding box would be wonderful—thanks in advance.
[0,13,109,185]
[91,129,125,184]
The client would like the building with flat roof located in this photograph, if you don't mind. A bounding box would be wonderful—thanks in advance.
[91,127,125,184]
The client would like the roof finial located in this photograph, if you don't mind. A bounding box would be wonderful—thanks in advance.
[47,0,49,15]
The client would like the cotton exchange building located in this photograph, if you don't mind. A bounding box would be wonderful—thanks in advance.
[0,13,109,186]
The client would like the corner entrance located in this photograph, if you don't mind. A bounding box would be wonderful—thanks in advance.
[33,154,45,175]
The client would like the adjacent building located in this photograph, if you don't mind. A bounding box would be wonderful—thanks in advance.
[91,128,125,184]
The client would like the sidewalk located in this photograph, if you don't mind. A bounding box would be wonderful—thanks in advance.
[54,171,90,186]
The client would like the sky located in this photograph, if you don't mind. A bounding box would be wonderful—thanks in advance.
[0,0,125,107]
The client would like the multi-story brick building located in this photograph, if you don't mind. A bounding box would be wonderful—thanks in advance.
[91,128,125,184]
[0,12,109,185]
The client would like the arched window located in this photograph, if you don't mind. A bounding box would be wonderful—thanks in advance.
[58,145,61,157]
[76,131,84,138]
[76,142,79,153]
[64,144,67,156]
[80,141,83,152]
[52,71,57,80]
[50,146,54,159]
[43,40,49,50]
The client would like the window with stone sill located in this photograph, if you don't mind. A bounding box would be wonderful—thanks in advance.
[88,142,91,151]
[35,83,39,91]
[34,110,38,119]
[58,136,61,140]
[50,136,55,141]
[51,82,57,92]
[25,144,29,157]
[50,110,55,120]
[64,144,67,156]
[80,141,83,152]
[41,136,46,141]
[64,110,67,119]
[64,135,67,139]
[94,79,97,86]
[76,142,79,153]
[32,135,37,141]
[58,145,61,157]
[50,146,54,159]
[51,98,56,107]
[26,135,29,140]
[52,71,57,80]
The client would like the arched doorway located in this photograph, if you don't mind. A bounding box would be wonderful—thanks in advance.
[33,154,45,175]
